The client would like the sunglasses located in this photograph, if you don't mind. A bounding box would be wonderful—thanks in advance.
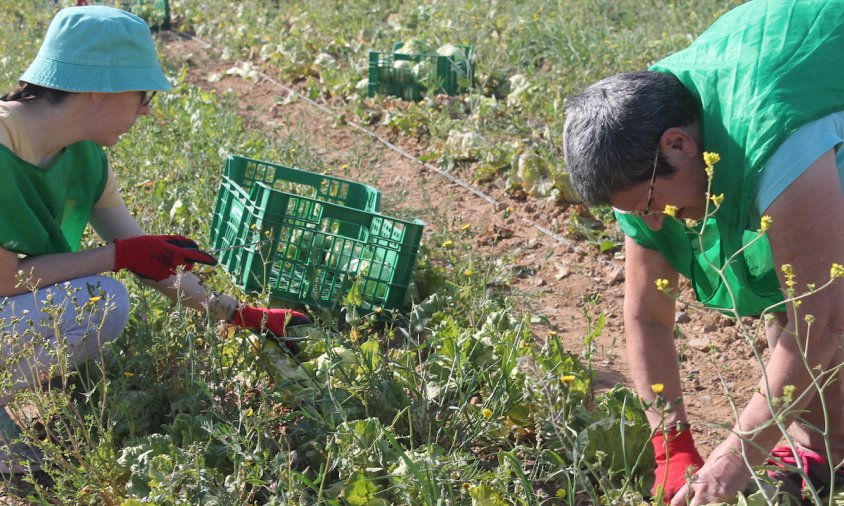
[613,148,660,217]
[139,91,157,107]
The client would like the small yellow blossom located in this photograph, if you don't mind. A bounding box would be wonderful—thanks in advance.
[481,408,493,419]
[655,278,670,291]
[703,152,721,168]
[684,218,699,228]
[663,205,678,217]
[710,193,725,206]
[464,269,473,276]
[831,263,844,279]
[123,371,134,378]
[703,151,720,180]
[651,383,665,395]
[245,408,254,417]
[782,263,797,291]
[89,296,102,303]
[560,374,576,383]
[460,223,471,231]
[793,300,802,308]
[760,215,773,233]
[442,240,454,248]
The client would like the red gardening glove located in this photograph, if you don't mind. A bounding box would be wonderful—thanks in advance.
[230,305,311,353]
[651,425,704,502]
[113,235,217,281]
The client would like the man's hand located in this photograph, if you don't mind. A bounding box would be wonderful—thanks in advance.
[230,305,311,353]
[652,426,705,503]
[114,234,217,281]
[670,440,751,506]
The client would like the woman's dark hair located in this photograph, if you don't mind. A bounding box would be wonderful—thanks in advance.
[1,82,73,104]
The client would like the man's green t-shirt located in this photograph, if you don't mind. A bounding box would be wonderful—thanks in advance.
[617,0,844,316]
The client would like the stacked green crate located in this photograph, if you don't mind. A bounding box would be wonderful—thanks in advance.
[211,156,423,310]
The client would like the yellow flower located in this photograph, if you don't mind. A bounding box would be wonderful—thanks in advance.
[651,383,665,395]
[560,374,576,383]
[654,278,670,291]
[123,371,134,378]
[710,193,725,206]
[442,240,454,248]
[481,408,493,419]
[684,218,699,228]
[831,263,844,279]
[662,205,678,217]
[759,215,773,233]
[89,296,102,303]
[781,264,797,291]
[464,268,473,276]
[245,407,254,417]
[703,152,721,168]
[460,223,471,231]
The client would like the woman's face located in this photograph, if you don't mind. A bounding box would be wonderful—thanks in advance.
[91,91,151,146]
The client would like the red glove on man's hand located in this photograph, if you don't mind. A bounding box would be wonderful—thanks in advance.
[230,305,311,353]
[114,235,218,281]
[651,425,704,502]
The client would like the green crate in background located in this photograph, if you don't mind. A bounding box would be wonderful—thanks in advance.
[368,43,474,101]
[77,0,170,29]
[211,157,423,311]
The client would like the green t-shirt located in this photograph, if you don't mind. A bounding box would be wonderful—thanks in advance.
[617,0,844,316]
[0,141,108,255]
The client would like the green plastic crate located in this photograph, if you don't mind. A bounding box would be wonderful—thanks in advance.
[223,155,380,212]
[211,155,381,291]
[368,43,474,101]
[211,158,423,310]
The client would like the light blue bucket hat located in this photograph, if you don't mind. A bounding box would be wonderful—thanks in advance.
[20,6,172,93]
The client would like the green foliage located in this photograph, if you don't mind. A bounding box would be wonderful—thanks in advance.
[0,1,787,505]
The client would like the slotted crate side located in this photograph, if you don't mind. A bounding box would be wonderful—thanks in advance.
[226,155,381,213]
[230,183,424,310]
[210,176,256,289]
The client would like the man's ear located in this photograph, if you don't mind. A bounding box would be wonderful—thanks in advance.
[659,126,700,157]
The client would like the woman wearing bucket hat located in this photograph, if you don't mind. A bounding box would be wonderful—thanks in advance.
[0,6,309,475]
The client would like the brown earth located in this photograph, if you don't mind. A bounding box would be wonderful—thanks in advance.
[159,32,771,458]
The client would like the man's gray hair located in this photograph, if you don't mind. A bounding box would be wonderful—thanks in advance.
[563,71,699,205]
